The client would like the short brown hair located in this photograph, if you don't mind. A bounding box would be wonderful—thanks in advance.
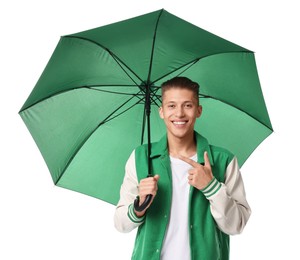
[161,77,199,103]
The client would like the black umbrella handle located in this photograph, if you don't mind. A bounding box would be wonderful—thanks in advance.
[134,194,153,212]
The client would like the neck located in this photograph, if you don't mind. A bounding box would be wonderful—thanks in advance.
[167,132,197,158]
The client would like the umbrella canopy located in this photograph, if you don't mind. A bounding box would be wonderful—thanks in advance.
[19,9,272,205]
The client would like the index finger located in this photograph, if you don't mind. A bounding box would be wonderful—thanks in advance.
[178,155,200,168]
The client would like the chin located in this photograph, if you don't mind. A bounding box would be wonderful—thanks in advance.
[168,129,193,139]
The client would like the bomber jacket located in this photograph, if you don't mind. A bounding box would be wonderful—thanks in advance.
[114,132,251,259]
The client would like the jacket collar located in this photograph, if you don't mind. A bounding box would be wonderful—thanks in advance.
[150,131,214,166]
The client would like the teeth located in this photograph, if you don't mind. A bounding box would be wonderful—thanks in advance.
[173,121,186,125]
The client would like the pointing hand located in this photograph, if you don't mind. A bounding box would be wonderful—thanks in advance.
[179,152,213,190]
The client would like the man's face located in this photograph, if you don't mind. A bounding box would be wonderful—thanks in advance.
[159,88,202,140]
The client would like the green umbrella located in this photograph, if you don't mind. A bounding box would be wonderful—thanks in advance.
[19,9,272,206]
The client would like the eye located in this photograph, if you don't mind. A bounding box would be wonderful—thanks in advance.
[185,103,193,108]
[167,104,175,108]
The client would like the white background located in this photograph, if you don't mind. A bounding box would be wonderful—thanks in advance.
[1,0,299,259]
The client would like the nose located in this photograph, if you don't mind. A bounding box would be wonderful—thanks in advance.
[175,106,184,117]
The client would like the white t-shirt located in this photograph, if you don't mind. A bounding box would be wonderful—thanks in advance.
[160,154,197,260]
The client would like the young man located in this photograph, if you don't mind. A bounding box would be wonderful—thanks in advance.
[114,77,251,260]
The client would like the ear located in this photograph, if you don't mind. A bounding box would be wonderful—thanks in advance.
[197,105,202,118]
[159,106,164,119]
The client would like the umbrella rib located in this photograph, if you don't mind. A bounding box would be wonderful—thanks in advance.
[86,85,147,98]
[146,9,164,84]
[55,95,143,185]
[65,35,143,85]
[85,86,145,103]
[99,99,143,125]
[199,94,273,131]
[151,50,253,85]
[151,94,161,107]
[19,85,143,112]
[149,87,161,107]
[151,58,200,84]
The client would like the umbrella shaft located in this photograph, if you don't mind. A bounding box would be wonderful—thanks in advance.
[145,85,152,178]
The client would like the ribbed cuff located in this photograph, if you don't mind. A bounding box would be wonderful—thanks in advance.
[200,177,222,198]
[127,203,145,223]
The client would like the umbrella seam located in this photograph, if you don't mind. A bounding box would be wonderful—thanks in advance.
[199,95,273,131]
[64,35,143,85]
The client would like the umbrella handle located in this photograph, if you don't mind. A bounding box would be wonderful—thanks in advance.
[133,194,153,212]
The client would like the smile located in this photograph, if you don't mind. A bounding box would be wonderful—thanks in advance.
[172,121,188,125]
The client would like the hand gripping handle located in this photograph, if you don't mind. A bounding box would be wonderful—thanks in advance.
[133,194,153,212]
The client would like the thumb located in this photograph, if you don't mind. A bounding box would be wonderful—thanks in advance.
[204,151,211,168]
[153,175,160,181]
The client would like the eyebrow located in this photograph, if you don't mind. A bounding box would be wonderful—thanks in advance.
[164,100,194,104]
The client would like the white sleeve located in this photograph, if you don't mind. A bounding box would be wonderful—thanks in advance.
[201,157,251,235]
[114,151,145,233]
